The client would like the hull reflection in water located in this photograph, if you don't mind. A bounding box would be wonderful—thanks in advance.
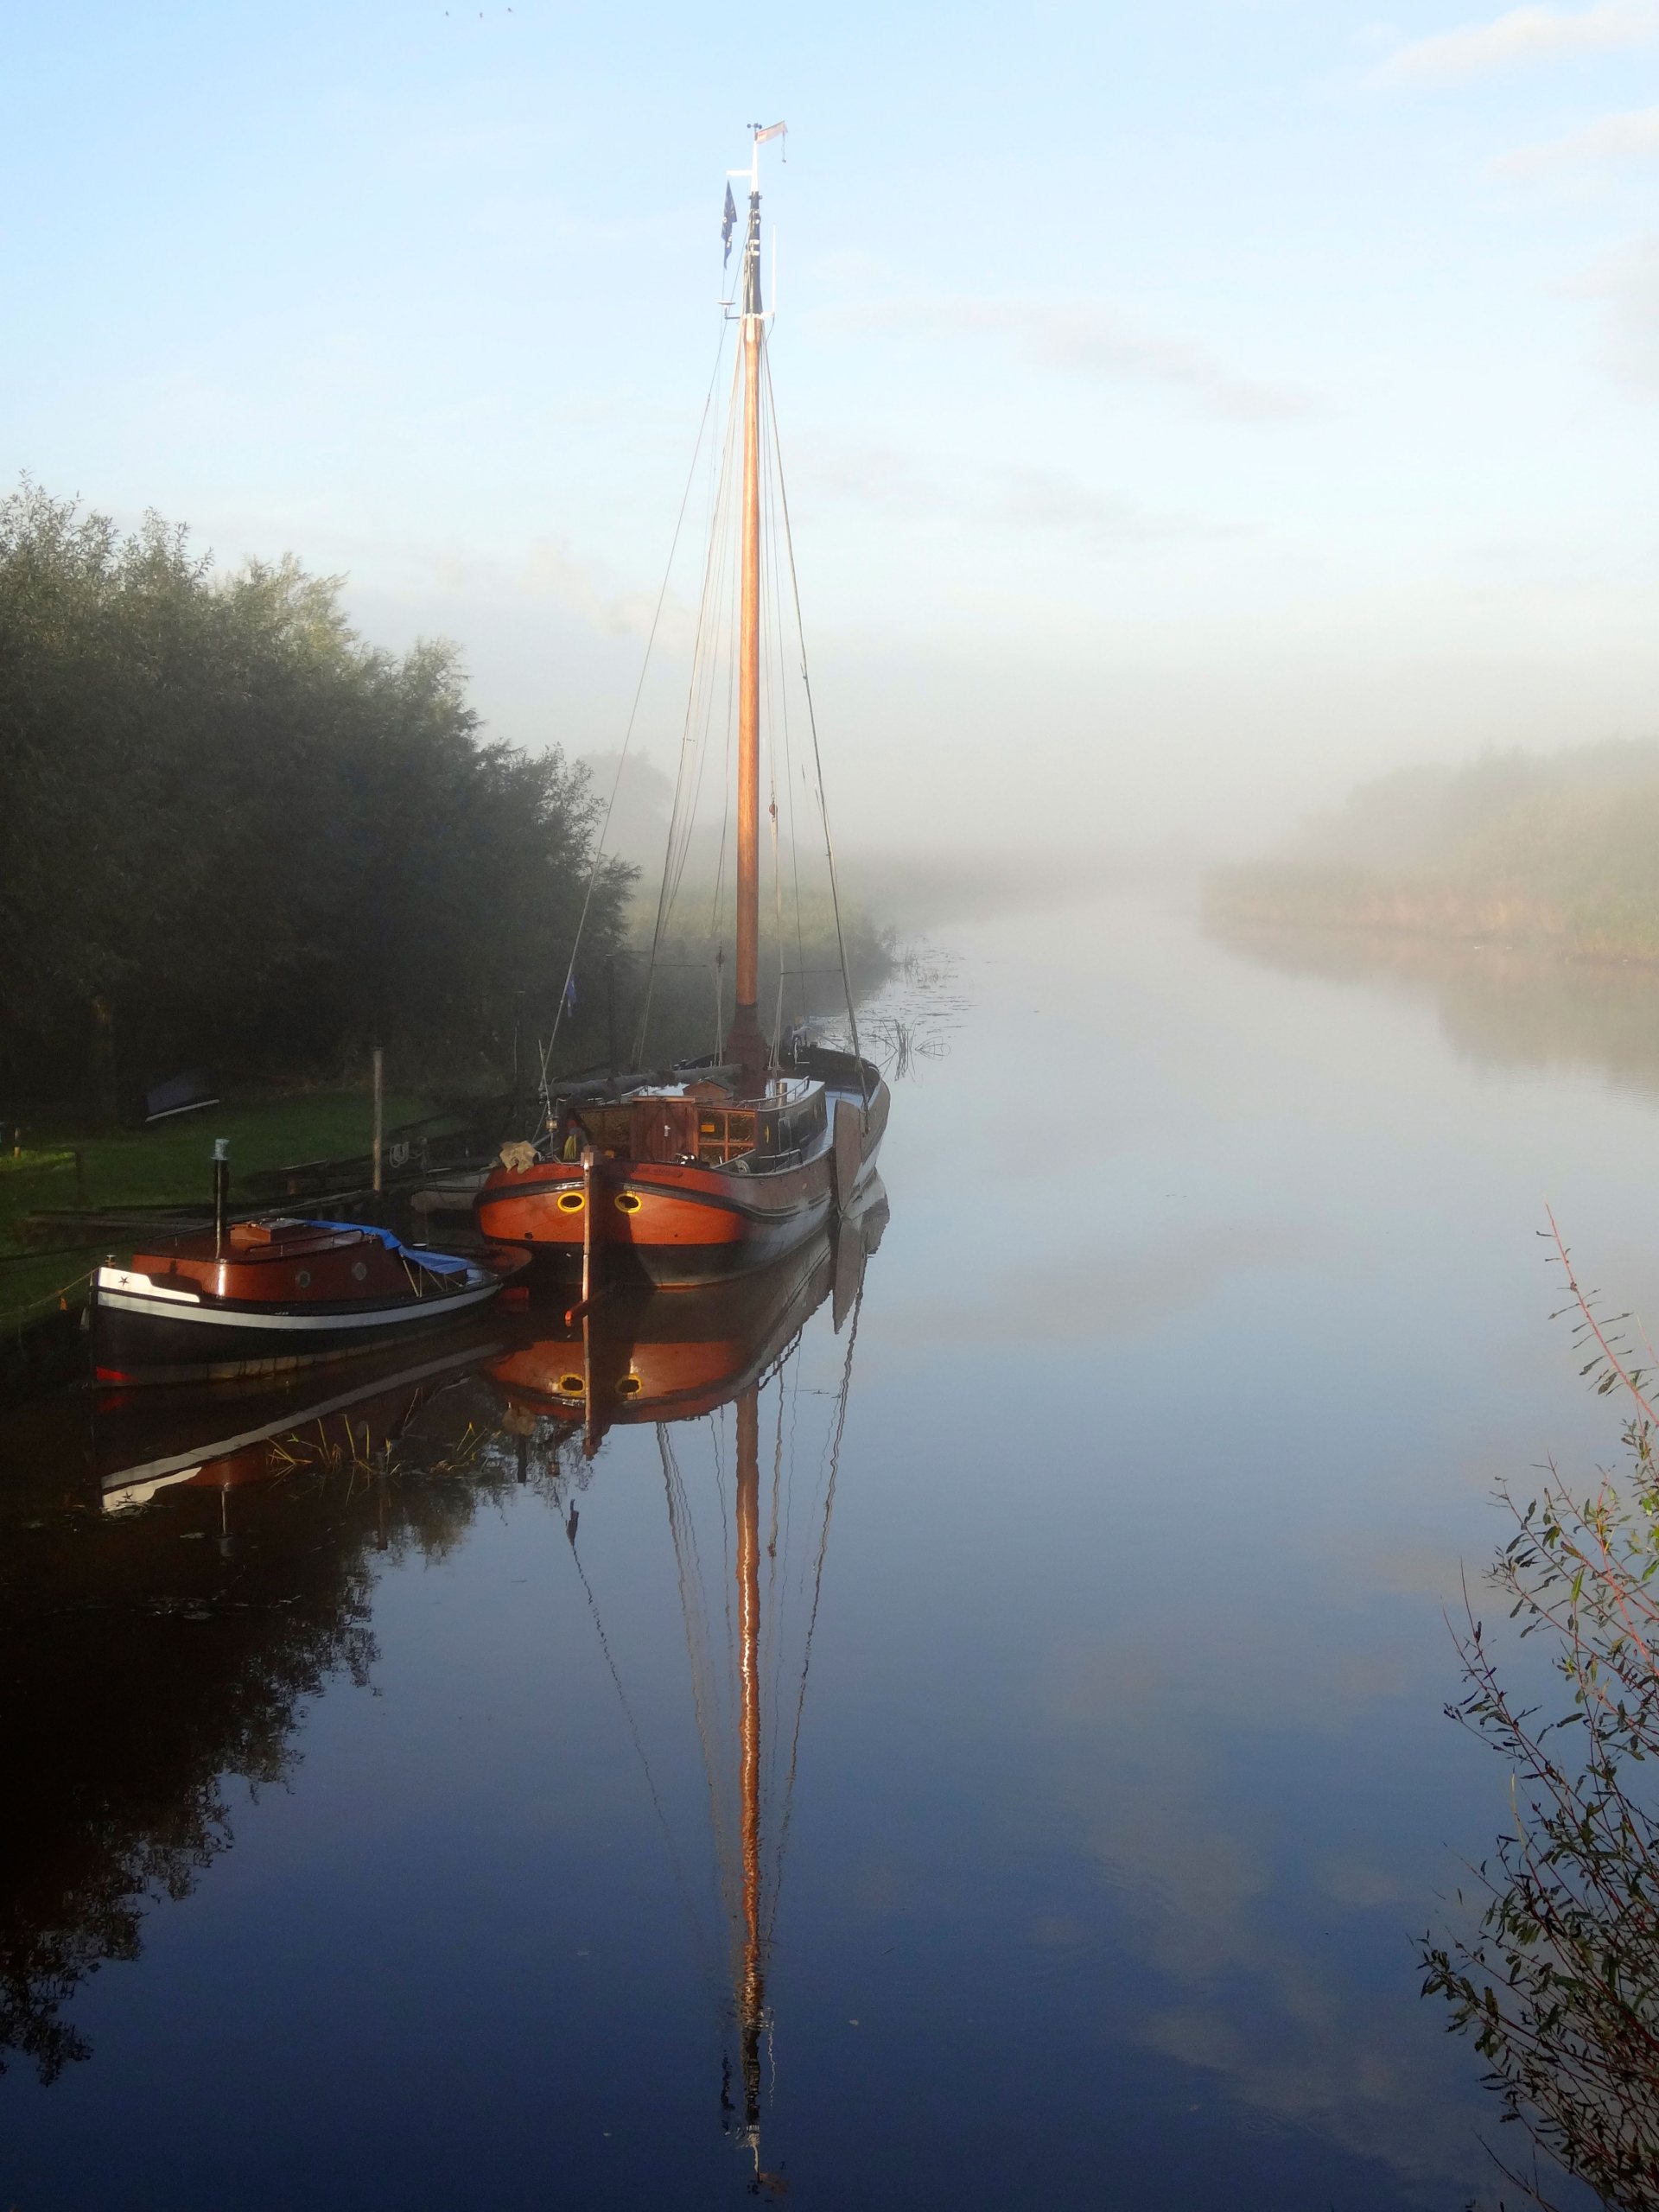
[491,1190,883,1448]
[0,1177,884,2194]
[488,1185,887,2189]
[94,1326,507,1511]
[0,1330,517,2087]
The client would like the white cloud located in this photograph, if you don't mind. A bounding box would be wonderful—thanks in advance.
[1373,0,1659,86]
[924,299,1315,423]
[1573,231,1659,389]
[805,444,1193,545]
[1494,99,1659,174]
[819,297,1314,423]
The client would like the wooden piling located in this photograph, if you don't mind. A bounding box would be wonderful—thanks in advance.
[371,1046,385,1196]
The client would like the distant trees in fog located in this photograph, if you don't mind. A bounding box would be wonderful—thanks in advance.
[1208,741,1659,962]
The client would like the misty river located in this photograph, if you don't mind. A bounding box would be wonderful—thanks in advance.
[9,884,1658,2209]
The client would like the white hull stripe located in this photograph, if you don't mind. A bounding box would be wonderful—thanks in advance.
[97,1276,500,1332]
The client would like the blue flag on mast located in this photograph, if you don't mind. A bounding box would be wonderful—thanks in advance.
[721,182,737,266]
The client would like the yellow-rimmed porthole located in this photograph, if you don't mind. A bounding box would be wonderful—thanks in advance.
[616,1375,643,1399]
[556,1191,584,1214]
[614,1192,642,1216]
[557,1372,585,1397]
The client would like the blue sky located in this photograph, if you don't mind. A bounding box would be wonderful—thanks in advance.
[5,0,1659,849]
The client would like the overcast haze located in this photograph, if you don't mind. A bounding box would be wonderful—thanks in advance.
[7,0,1659,852]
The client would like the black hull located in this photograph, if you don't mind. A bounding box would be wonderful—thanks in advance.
[93,1275,505,1386]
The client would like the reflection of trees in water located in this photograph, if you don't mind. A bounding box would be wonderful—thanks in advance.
[0,1377,584,2085]
[1209,920,1659,1103]
[1422,1230,1659,2209]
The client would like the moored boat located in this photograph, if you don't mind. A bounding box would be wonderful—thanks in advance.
[474,124,889,1289]
[476,1043,886,1287]
[92,1217,526,1386]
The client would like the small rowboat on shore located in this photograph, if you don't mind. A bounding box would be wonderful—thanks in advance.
[92,1217,526,1387]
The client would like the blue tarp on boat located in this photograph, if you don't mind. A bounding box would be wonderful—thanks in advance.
[302,1222,472,1276]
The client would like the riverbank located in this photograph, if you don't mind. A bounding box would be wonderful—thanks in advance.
[0,1089,442,1377]
[1204,862,1659,963]
[1207,741,1659,964]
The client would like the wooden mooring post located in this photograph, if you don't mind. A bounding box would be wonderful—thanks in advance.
[372,1046,385,1196]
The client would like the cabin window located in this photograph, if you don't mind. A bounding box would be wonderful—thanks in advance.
[696,1109,758,1165]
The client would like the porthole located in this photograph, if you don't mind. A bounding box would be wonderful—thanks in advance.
[557,1373,585,1397]
[614,1192,642,1216]
[295,1269,312,1289]
[556,1192,584,1214]
[616,1375,643,1399]
[351,1260,368,1283]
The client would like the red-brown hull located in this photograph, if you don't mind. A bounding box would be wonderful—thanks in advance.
[475,1083,886,1287]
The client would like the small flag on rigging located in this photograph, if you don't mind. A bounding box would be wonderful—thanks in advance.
[721,182,737,265]
[754,120,786,146]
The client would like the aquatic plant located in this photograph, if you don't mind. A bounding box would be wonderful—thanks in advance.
[1422,1217,1659,2210]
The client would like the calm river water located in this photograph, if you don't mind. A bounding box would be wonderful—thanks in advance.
[8,887,1658,2209]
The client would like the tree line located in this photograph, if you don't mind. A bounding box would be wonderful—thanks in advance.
[1206,741,1659,960]
[0,482,633,1117]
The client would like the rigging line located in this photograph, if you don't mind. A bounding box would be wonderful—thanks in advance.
[641,369,737,1064]
[763,1368,797,1830]
[643,346,734,963]
[762,365,810,1036]
[766,1268,866,1941]
[536,321,730,1109]
[762,346,868,1090]
[760,372,789,1062]
[660,1424,746,1955]
[759,1369,784,1762]
[635,342,744,1062]
[560,1516,717,1978]
[710,1402,737,1718]
[675,370,742,918]
[704,484,739,947]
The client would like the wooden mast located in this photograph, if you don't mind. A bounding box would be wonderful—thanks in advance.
[727,133,771,1092]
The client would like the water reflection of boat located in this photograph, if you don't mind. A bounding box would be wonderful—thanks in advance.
[497,1180,887,2189]
[94,1331,505,1511]
[1,1347,513,2088]
[488,1192,883,1450]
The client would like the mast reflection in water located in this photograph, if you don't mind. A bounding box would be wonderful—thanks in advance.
[0,1184,885,2200]
[487,1186,887,2193]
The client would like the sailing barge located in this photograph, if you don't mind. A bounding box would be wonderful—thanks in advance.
[475,125,888,1289]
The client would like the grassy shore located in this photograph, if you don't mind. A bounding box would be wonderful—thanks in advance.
[0,1089,437,1332]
